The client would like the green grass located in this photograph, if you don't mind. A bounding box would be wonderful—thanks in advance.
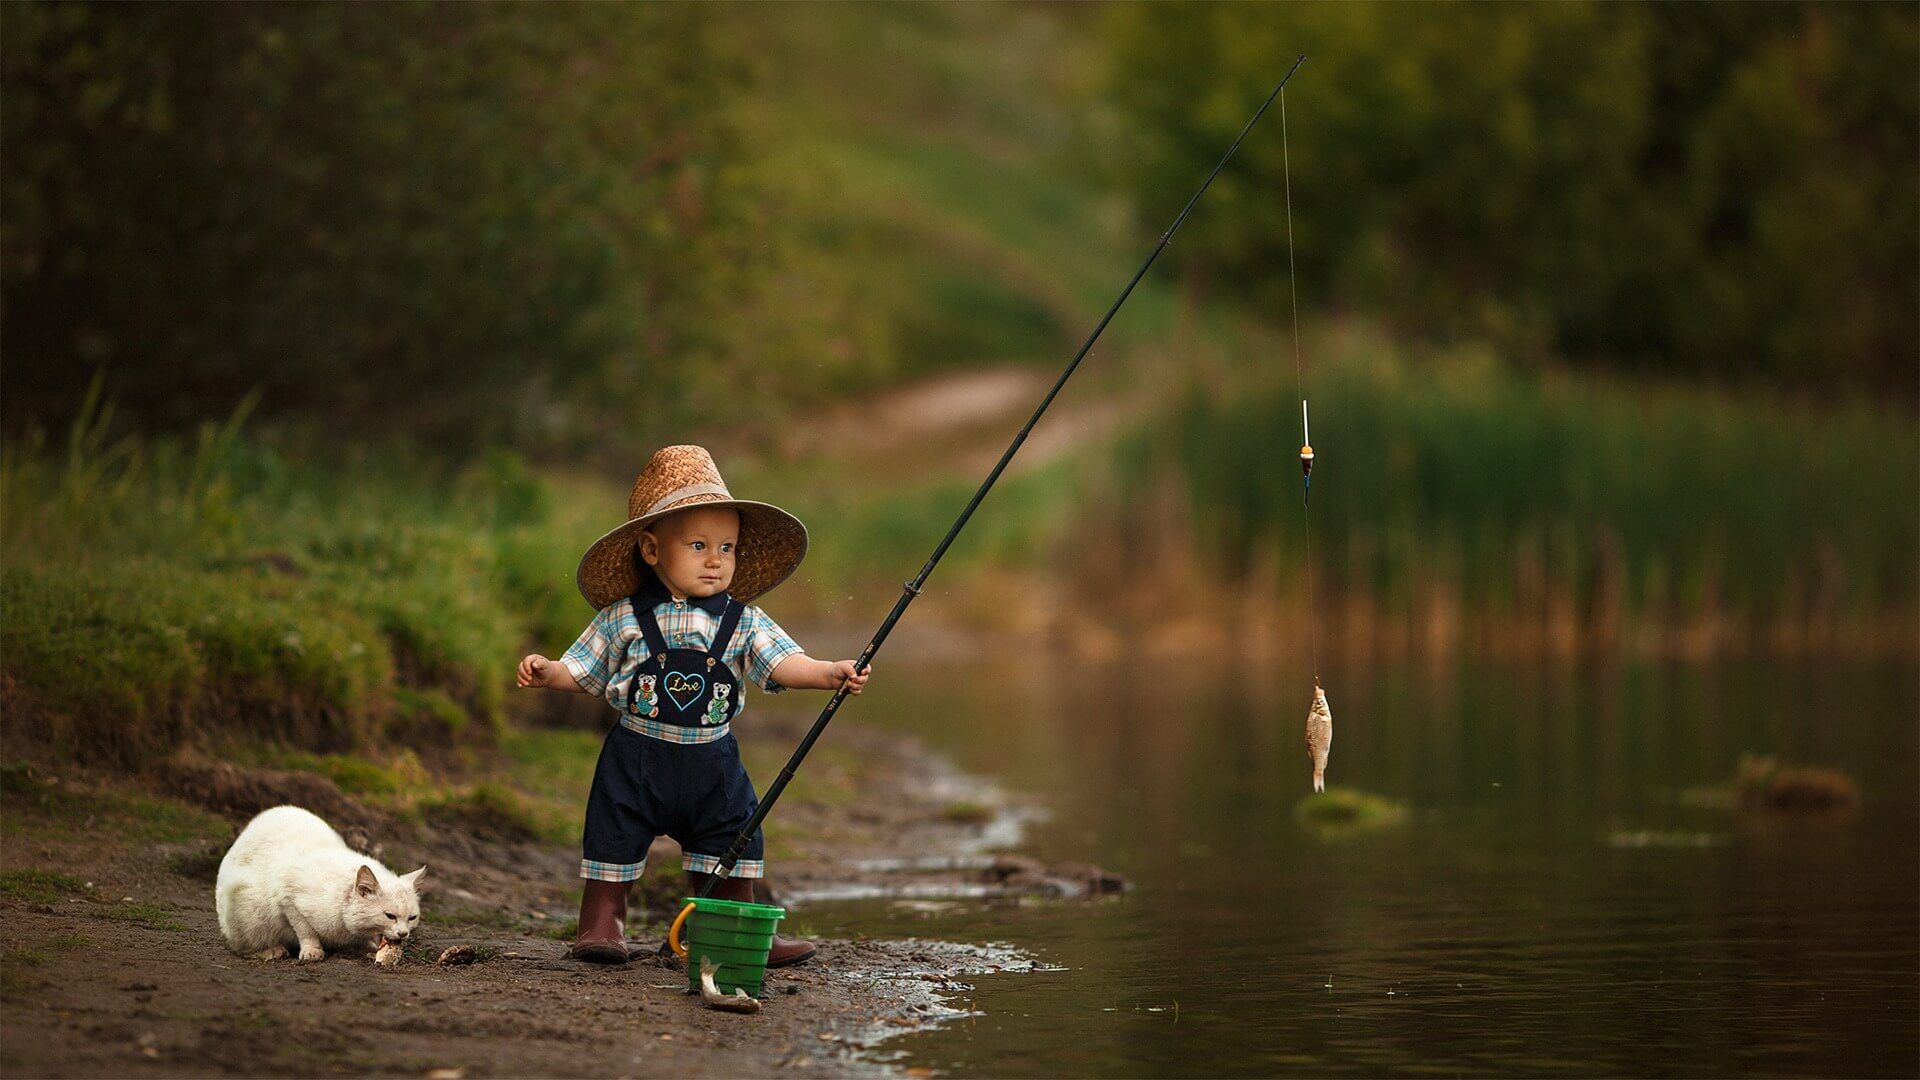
[0,849,187,932]
[501,728,602,800]
[1126,326,1919,636]
[540,917,581,942]
[0,870,88,905]
[1,766,229,845]
[0,391,601,767]
[418,783,569,845]
[245,750,427,796]
[103,902,186,932]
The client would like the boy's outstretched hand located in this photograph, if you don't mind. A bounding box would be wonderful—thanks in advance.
[517,653,581,692]
[771,654,872,694]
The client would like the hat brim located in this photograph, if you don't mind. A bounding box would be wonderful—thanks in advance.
[574,499,808,610]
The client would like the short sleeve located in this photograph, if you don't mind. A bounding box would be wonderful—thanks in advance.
[740,605,804,694]
[558,602,624,697]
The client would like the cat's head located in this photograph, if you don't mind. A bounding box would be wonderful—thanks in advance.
[346,864,426,944]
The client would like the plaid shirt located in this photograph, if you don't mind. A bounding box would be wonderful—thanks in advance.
[559,587,804,745]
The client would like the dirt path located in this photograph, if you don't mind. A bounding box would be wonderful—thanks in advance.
[0,721,1107,1078]
[772,363,1135,486]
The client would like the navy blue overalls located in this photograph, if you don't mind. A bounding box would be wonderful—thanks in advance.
[580,586,765,880]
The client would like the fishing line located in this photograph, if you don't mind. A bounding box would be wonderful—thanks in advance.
[677,57,1311,904]
[1280,85,1319,685]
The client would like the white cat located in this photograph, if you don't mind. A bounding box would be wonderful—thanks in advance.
[215,805,425,963]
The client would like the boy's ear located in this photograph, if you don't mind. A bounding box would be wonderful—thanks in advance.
[637,529,658,566]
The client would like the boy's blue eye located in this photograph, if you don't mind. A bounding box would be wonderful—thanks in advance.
[690,541,704,550]
[721,543,733,553]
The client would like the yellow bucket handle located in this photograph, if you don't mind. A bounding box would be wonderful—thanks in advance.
[667,900,696,958]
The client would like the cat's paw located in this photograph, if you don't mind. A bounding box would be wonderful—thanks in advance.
[297,945,326,964]
[250,947,288,962]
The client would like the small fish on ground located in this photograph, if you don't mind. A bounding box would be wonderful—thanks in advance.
[1305,683,1333,793]
[435,944,479,966]
[698,957,762,1014]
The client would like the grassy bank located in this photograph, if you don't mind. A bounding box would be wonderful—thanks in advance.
[1108,325,1918,656]
[0,387,601,766]
[0,366,1093,771]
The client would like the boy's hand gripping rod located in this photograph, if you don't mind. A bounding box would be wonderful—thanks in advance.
[672,56,1308,950]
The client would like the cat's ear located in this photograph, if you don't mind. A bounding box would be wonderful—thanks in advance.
[402,866,428,892]
[355,865,379,897]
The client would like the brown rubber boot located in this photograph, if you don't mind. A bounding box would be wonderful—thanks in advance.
[567,879,632,964]
[692,871,817,968]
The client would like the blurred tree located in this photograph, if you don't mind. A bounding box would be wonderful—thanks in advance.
[1,2,812,449]
[1099,1,1917,395]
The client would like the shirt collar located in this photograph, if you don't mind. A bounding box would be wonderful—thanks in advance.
[635,574,732,616]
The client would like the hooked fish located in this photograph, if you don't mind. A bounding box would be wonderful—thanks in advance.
[1305,683,1332,793]
[699,956,762,1014]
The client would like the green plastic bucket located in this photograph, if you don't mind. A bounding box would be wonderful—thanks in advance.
[692,926,778,950]
[681,897,784,997]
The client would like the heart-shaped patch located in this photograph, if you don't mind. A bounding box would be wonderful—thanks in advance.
[664,671,706,712]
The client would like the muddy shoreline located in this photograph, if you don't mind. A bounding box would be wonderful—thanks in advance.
[0,720,1110,1077]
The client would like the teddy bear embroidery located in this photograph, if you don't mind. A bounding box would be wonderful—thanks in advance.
[705,684,732,726]
[635,674,660,718]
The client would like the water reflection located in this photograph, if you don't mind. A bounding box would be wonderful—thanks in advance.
[808,657,1918,1076]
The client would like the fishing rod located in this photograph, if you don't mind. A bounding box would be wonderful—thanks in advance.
[695,55,1309,899]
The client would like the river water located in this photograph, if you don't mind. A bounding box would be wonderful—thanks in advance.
[801,655,1918,1077]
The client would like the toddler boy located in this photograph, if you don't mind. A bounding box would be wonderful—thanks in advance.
[517,445,869,966]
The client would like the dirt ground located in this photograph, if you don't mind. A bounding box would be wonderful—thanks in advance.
[0,721,1104,1078]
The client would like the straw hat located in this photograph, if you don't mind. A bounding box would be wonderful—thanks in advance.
[575,445,807,609]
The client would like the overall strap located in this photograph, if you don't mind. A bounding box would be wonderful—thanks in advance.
[631,595,670,667]
[708,599,746,661]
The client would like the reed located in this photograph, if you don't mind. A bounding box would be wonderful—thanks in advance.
[1115,326,1918,657]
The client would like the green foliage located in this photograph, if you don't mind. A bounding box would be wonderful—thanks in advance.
[0,3,857,449]
[1135,328,1919,622]
[726,3,1132,386]
[1100,2,1918,393]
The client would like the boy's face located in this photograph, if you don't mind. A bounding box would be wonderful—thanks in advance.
[639,506,740,599]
